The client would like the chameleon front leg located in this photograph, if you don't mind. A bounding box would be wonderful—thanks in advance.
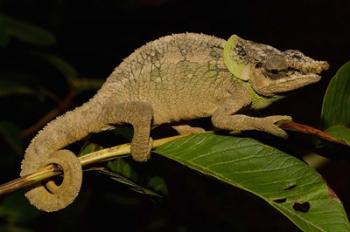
[107,102,154,161]
[211,97,292,138]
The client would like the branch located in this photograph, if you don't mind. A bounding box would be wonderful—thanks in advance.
[0,134,188,196]
[21,89,76,138]
[280,121,347,145]
[1,121,344,196]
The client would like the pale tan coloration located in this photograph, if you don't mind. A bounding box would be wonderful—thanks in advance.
[172,125,206,134]
[227,36,329,96]
[24,150,82,212]
[21,33,328,212]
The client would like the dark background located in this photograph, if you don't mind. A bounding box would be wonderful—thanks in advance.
[0,0,350,231]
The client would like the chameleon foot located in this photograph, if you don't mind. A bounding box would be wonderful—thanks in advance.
[258,115,292,138]
[25,150,82,212]
[131,137,153,162]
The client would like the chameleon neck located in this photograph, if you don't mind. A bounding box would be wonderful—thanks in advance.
[242,81,283,109]
[224,35,283,109]
[228,73,283,109]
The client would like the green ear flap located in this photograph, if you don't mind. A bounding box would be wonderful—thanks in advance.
[223,35,249,81]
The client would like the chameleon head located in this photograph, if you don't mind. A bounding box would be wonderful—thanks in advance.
[224,35,329,96]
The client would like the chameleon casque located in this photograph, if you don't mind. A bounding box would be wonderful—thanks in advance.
[20,33,329,212]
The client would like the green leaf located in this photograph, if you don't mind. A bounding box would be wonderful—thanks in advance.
[321,62,350,129]
[1,14,55,46]
[107,158,137,181]
[112,125,134,140]
[107,159,167,196]
[147,176,168,196]
[37,54,103,91]
[0,226,33,232]
[38,54,78,81]
[326,125,350,145]
[0,121,23,154]
[0,14,10,47]
[89,166,162,197]
[0,79,35,97]
[78,143,103,156]
[69,78,104,91]
[155,133,350,232]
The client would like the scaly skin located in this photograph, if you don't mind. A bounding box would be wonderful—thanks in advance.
[20,33,328,212]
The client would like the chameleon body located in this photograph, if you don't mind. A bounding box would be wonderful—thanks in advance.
[20,33,328,212]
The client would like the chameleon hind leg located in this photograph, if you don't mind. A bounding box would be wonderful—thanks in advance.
[25,150,82,212]
[107,102,154,161]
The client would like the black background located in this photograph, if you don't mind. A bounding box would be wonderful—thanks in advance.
[1,0,350,231]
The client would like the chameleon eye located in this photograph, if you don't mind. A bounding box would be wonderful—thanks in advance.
[264,55,288,73]
[264,55,288,79]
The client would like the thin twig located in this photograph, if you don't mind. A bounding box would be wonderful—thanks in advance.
[21,89,76,138]
[280,121,347,145]
[0,134,188,196]
[303,152,329,169]
[3,121,345,196]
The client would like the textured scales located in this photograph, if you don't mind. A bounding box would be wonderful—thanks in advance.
[105,33,235,123]
[20,33,328,212]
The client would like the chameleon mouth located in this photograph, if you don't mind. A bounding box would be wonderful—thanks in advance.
[266,59,329,93]
[261,73,322,94]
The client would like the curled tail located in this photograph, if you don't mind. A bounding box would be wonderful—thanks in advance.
[21,96,106,212]
[23,150,82,212]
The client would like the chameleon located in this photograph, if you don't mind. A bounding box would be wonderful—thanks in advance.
[20,33,329,212]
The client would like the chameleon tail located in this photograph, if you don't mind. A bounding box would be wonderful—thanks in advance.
[20,96,105,212]
[24,150,82,212]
